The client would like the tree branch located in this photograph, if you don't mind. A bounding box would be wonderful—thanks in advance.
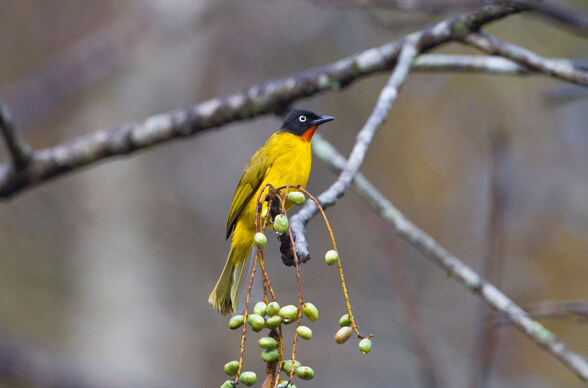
[310,133,588,382]
[414,54,588,75]
[463,32,588,87]
[0,1,526,199]
[291,38,418,259]
[0,104,32,169]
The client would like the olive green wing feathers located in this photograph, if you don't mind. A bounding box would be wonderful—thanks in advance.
[226,145,272,239]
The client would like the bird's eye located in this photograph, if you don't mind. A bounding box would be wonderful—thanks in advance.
[298,115,307,123]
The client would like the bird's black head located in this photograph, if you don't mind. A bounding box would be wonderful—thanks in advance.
[281,109,334,140]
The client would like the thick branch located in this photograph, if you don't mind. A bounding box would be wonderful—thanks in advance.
[0,2,525,199]
[0,104,32,169]
[291,39,418,259]
[310,133,588,381]
[463,32,588,87]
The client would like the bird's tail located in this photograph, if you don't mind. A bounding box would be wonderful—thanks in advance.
[208,245,250,315]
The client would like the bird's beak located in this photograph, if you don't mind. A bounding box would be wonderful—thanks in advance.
[311,115,335,126]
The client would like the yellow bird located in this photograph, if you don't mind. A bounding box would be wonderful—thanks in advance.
[209,109,335,314]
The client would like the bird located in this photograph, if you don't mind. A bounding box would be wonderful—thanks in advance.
[208,109,335,315]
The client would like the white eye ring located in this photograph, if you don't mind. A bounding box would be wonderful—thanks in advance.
[298,115,307,123]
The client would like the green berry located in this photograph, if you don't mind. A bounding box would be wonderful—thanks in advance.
[302,302,319,322]
[247,314,265,332]
[261,348,280,362]
[258,337,277,349]
[325,250,339,265]
[273,214,289,234]
[229,315,244,330]
[287,191,306,205]
[282,360,301,374]
[359,338,372,354]
[277,380,296,388]
[221,380,234,388]
[253,301,267,316]
[339,314,351,327]
[279,305,298,320]
[266,315,282,329]
[335,326,353,344]
[254,233,267,248]
[267,302,280,316]
[239,371,257,386]
[296,326,312,340]
[295,366,315,380]
[223,360,239,376]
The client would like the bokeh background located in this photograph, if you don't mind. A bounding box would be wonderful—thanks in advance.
[1,1,587,387]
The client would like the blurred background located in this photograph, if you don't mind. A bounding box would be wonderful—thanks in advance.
[0,0,587,387]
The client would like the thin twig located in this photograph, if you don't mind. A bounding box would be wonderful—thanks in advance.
[290,39,418,260]
[463,32,588,87]
[311,134,588,382]
[0,104,32,169]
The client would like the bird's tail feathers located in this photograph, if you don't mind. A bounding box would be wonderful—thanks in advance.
[209,244,257,315]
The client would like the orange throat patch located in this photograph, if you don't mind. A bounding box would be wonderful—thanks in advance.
[301,126,318,142]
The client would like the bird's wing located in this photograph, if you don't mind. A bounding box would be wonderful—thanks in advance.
[226,144,273,239]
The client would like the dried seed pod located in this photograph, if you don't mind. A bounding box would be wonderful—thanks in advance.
[247,314,265,332]
[253,301,267,316]
[282,360,301,374]
[239,371,257,386]
[295,366,315,380]
[266,315,282,329]
[273,214,289,234]
[335,326,353,344]
[261,348,280,362]
[302,302,319,322]
[325,250,339,265]
[339,314,351,327]
[287,191,306,205]
[258,337,278,349]
[267,302,280,316]
[228,315,244,330]
[253,232,267,248]
[359,338,372,354]
[279,305,298,320]
[296,326,312,340]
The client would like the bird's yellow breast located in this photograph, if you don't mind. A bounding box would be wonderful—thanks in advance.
[231,132,312,255]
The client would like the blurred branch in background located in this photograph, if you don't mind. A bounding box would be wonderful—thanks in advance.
[470,129,509,388]
[382,246,443,387]
[310,133,588,381]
